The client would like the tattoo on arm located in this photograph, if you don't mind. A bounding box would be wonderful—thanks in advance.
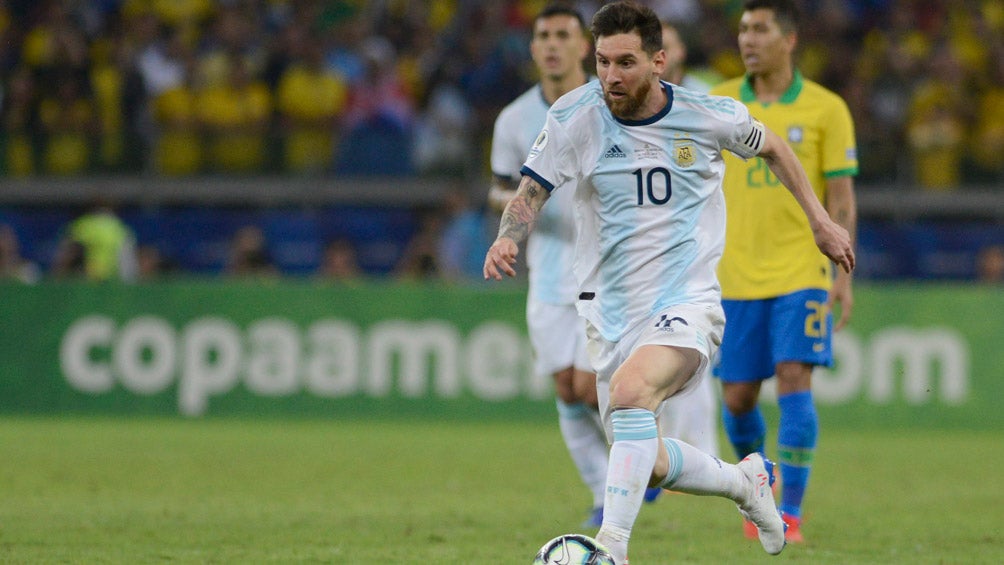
[498,178,548,243]
[488,175,519,213]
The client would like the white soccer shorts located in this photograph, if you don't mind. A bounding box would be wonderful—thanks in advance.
[586,303,725,443]
[526,298,593,378]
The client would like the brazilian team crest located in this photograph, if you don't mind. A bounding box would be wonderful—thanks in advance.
[673,140,696,168]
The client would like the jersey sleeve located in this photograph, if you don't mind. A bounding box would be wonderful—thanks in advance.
[822,97,859,178]
[717,96,765,160]
[520,112,578,192]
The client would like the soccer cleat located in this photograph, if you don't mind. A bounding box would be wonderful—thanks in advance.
[736,453,786,555]
[782,512,804,543]
[742,461,778,540]
[581,506,604,529]
[643,487,663,503]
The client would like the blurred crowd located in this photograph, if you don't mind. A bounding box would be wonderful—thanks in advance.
[4,205,1001,283]
[0,0,1001,188]
[0,187,496,284]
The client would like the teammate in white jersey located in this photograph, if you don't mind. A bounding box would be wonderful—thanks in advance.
[489,3,614,529]
[655,18,720,463]
[483,2,854,562]
[660,20,714,93]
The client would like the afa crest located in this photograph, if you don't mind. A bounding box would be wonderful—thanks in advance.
[673,140,696,168]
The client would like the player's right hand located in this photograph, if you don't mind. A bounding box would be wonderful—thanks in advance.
[483,237,519,280]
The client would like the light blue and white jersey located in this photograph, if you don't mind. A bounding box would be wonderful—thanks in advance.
[521,81,765,342]
[491,84,582,305]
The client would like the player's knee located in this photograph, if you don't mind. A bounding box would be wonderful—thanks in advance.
[552,367,577,403]
[722,383,759,415]
[608,376,656,411]
[571,370,598,407]
[775,362,812,393]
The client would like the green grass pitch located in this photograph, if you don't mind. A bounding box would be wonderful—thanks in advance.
[1,417,1001,564]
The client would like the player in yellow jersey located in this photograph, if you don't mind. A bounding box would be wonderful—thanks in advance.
[709,0,858,544]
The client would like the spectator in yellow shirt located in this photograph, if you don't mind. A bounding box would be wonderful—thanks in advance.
[196,56,271,173]
[152,69,203,175]
[905,45,971,190]
[276,32,348,174]
[39,74,96,175]
[1,67,38,176]
[968,44,1004,181]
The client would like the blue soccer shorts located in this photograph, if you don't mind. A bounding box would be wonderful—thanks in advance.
[715,288,833,383]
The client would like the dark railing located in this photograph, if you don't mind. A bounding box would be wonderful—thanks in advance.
[1,176,1002,220]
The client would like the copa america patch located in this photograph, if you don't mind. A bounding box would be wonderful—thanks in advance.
[528,128,548,157]
[742,118,766,154]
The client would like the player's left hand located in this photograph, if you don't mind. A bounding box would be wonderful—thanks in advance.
[827,274,853,331]
[813,220,855,274]
[483,237,519,280]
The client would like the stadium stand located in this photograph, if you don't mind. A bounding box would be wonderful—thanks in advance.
[0,0,1000,280]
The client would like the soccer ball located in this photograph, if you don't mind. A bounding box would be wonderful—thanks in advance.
[533,534,616,564]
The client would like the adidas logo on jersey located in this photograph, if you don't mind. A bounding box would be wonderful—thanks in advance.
[604,144,626,158]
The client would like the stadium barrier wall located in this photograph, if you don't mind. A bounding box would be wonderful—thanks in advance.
[0,281,1000,429]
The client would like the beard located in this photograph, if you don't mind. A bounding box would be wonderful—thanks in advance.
[603,78,652,119]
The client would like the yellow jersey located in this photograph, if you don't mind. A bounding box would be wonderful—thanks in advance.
[276,65,348,172]
[710,71,857,299]
[153,86,202,175]
[196,81,271,172]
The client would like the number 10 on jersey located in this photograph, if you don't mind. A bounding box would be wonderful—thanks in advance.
[634,167,672,205]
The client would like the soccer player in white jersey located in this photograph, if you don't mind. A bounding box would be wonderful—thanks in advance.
[655,19,720,463]
[483,2,854,562]
[489,2,614,529]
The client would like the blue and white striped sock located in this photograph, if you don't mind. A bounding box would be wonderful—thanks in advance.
[596,408,658,563]
[657,437,746,502]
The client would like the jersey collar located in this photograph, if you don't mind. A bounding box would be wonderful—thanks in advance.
[740,69,803,104]
[614,82,674,126]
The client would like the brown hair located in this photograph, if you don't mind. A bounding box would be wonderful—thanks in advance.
[590,1,663,55]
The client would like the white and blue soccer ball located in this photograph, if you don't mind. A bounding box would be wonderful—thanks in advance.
[533,534,616,564]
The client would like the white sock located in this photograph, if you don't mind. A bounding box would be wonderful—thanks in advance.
[556,400,608,508]
[657,437,746,502]
[597,408,658,563]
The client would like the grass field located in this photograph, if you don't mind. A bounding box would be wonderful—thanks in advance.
[1,417,1001,564]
